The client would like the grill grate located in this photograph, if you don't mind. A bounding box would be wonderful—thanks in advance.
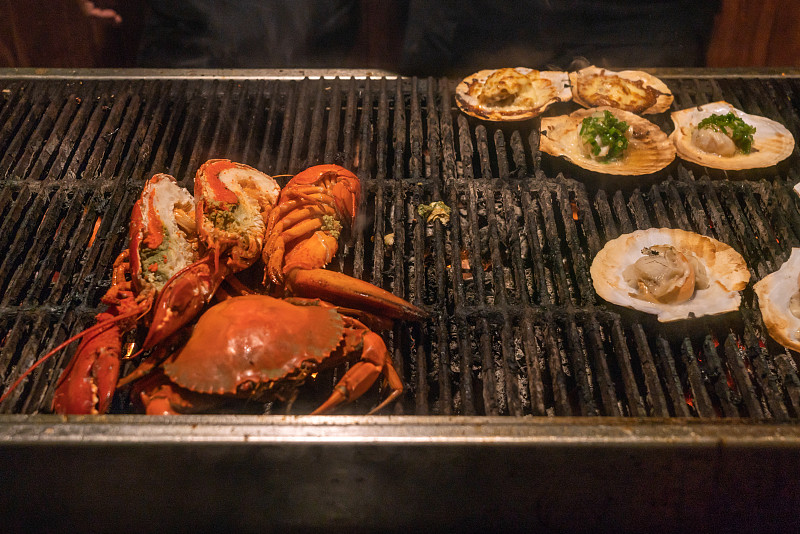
[1,73,800,419]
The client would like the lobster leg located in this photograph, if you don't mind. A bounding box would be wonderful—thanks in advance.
[311,331,404,415]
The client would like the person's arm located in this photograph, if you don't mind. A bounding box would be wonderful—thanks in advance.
[77,0,122,25]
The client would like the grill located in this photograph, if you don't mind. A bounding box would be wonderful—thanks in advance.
[1,69,800,531]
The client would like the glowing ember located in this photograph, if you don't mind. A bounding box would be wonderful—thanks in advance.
[460,250,472,280]
[726,369,737,392]
[88,216,102,248]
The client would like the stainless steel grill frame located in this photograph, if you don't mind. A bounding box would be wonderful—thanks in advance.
[1,68,800,531]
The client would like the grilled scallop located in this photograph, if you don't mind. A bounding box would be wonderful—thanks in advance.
[569,66,674,115]
[455,67,572,121]
[540,106,675,175]
[591,228,750,322]
[754,249,800,353]
[669,101,795,170]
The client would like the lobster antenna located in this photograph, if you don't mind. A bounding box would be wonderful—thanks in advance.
[0,306,145,406]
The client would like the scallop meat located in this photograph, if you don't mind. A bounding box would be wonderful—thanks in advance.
[669,101,795,170]
[591,228,750,322]
[540,106,676,175]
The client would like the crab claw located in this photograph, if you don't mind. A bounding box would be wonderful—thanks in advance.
[284,268,428,321]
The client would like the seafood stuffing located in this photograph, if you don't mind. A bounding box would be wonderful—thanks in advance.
[569,65,674,115]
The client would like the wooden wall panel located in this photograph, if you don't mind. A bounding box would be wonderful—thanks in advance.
[0,0,144,68]
[707,0,800,67]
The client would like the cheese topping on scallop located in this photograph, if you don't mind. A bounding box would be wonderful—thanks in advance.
[569,66,674,115]
[455,67,571,121]
[476,68,541,109]
[575,75,661,114]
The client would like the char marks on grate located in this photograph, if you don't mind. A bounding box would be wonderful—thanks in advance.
[0,75,799,418]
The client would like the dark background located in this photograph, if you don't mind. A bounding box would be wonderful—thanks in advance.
[0,0,798,72]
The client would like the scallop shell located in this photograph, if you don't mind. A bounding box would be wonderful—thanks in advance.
[569,66,674,115]
[540,107,676,175]
[591,228,750,322]
[754,248,800,353]
[455,67,571,121]
[669,101,795,170]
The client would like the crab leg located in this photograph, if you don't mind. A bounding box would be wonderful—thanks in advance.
[311,330,404,415]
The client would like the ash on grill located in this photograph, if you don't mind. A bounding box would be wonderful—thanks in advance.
[1,75,800,418]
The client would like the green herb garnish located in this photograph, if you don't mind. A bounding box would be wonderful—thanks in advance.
[697,112,756,154]
[580,110,629,162]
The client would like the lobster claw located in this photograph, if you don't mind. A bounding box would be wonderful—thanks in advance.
[142,258,221,350]
[284,268,428,321]
[52,317,122,414]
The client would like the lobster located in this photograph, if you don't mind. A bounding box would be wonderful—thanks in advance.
[123,164,427,414]
[0,162,426,415]
[0,161,281,414]
[263,164,424,320]
[0,172,199,413]
[142,159,280,349]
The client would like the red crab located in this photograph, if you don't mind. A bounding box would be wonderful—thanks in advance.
[129,295,405,415]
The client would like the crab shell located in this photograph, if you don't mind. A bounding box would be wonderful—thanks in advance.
[669,101,795,170]
[455,67,572,121]
[540,106,676,175]
[569,66,674,115]
[754,249,800,353]
[161,295,347,395]
[591,228,750,322]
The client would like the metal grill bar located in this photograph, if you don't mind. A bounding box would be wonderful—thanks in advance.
[0,73,798,420]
